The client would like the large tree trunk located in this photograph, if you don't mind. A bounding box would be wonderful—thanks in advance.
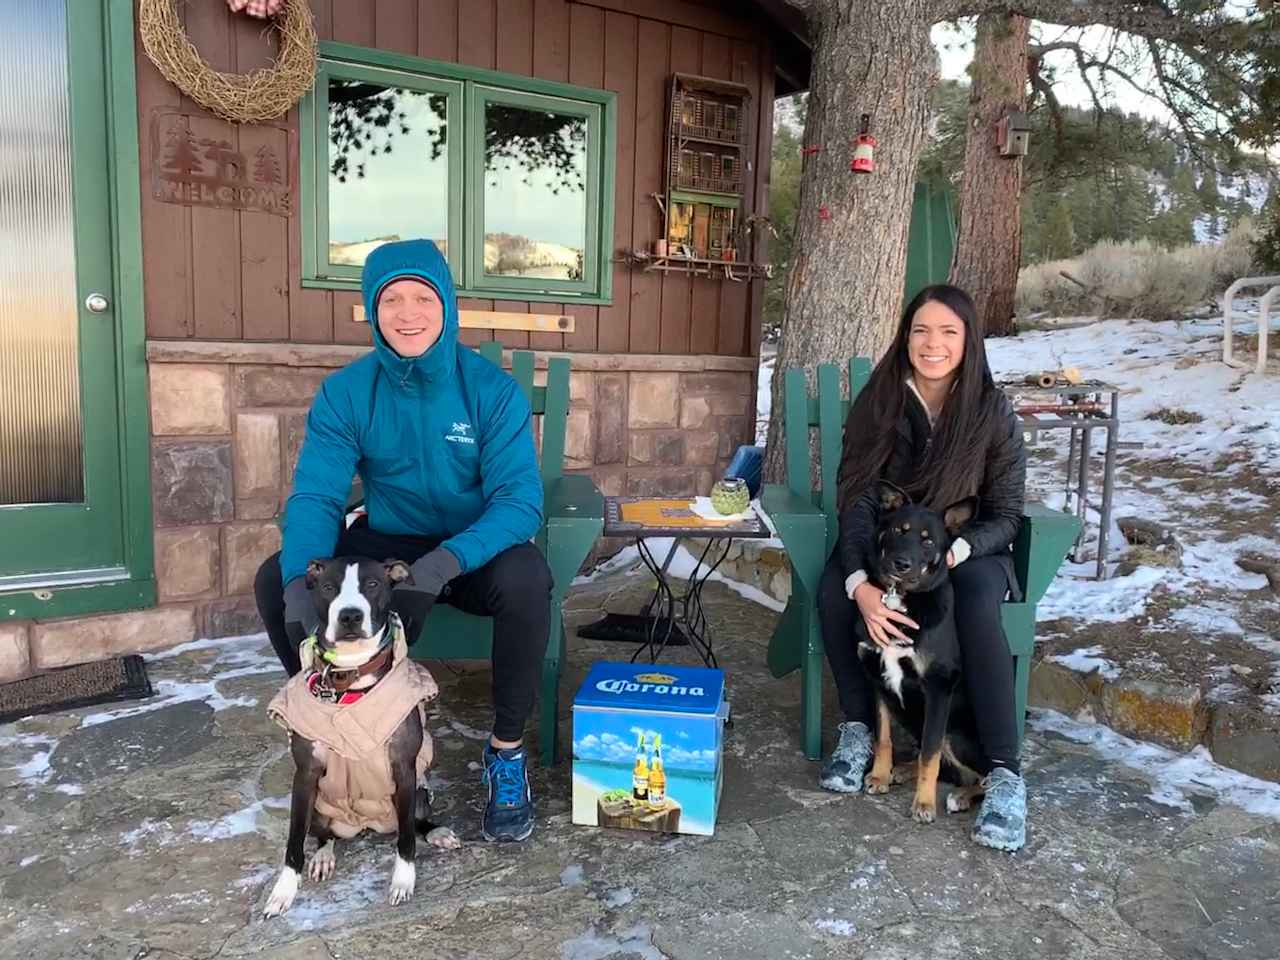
[948,12,1029,338]
[762,1,938,484]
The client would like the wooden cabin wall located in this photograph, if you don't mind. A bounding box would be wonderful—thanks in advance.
[136,0,774,358]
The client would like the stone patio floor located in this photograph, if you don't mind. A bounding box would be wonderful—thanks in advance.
[2,568,1279,960]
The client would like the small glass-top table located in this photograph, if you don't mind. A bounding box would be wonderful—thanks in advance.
[580,496,770,668]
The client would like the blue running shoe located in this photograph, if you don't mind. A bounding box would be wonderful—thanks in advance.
[482,742,534,842]
[972,766,1027,852]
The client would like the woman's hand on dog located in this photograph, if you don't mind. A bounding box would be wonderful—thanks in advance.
[851,582,919,648]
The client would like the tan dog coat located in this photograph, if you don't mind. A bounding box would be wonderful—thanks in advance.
[268,628,438,839]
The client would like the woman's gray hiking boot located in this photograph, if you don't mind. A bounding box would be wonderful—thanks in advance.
[972,766,1026,851]
[818,721,874,793]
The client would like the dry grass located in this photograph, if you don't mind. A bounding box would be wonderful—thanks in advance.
[1145,407,1205,425]
[1017,219,1258,321]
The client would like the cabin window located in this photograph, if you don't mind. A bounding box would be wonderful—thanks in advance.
[301,46,615,304]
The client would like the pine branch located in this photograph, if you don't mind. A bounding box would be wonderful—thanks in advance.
[936,0,1254,49]
[1026,55,1065,151]
[1145,37,1214,167]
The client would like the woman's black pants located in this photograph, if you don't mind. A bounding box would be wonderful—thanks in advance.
[817,551,1020,772]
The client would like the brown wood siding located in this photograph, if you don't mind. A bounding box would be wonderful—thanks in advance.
[628,19,668,355]
[137,0,773,358]
[455,0,498,346]
[561,1,605,353]
[595,9,636,355]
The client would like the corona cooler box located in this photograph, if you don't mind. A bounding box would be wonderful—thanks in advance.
[571,661,728,836]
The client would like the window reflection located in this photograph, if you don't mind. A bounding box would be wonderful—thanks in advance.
[327,79,449,267]
[483,104,586,281]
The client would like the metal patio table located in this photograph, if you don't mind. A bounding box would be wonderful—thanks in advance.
[1001,379,1121,580]
[590,496,771,668]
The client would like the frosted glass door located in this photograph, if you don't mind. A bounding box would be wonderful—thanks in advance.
[0,0,125,582]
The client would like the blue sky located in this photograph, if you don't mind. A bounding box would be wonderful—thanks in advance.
[573,715,719,772]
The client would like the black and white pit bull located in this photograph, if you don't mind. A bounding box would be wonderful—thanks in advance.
[855,484,988,824]
[263,557,460,920]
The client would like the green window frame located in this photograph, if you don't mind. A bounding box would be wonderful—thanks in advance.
[301,42,616,305]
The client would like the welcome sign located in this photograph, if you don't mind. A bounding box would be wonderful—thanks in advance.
[571,662,728,836]
[150,110,294,217]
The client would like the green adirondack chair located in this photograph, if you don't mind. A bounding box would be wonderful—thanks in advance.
[280,342,603,765]
[760,359,1080,761]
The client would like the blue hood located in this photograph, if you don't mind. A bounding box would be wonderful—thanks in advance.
[360,239,459,389]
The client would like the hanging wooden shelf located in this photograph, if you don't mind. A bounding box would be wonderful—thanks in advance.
[617,249,772,282]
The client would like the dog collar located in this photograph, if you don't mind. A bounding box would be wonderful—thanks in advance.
[307,672,368,705]
[302,612,405,702]
[308,643,395,702]
[882,585,905,612]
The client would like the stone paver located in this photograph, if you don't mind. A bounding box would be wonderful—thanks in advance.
[1,571,1277,960]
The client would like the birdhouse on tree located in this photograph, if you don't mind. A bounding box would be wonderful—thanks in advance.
[997,111,1031,157]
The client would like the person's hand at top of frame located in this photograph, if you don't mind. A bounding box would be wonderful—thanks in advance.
[227,0,285,18]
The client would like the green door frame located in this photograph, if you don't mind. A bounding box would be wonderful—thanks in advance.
[0,0,155,621]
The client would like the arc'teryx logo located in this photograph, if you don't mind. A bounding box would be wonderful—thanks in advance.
[446,421,475,445]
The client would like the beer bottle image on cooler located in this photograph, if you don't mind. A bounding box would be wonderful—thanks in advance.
[632,732,649,801]
[647,734,666,810]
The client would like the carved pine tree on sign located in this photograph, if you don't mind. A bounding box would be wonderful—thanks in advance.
[161,126,203,177]
[253,145,283,185]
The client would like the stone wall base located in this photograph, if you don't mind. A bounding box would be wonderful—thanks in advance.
[0,343,763,682]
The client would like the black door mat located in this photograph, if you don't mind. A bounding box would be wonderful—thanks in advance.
[576,613,690,646]
[0,655,153,725]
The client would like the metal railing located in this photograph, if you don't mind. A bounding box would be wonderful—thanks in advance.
[1222,274,1280,374]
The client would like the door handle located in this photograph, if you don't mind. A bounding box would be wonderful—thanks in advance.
[85,293,110,313]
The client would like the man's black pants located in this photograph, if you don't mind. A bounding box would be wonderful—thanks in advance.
[254,518,553,743]
[817,550,1020,772]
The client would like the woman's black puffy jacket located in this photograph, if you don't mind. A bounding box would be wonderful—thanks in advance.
[836,384,1027,600]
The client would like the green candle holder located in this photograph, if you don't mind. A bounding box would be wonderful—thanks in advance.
[709,477,750,515]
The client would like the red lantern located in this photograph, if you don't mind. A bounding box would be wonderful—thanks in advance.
[851,114,875,174]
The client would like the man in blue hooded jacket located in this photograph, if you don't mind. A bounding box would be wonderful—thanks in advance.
[254,238,551,843]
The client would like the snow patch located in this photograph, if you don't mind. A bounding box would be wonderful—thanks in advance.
[1030,708,1280,820]
[80,676,258,727]
[814,918,857,937]
[447,719,489,741]
[1049,646,1122,680]
[604,886,635,908]
[13,749,52,784]
[560,925,665,960]
[1036,564,1169,624]
[187,796,289,842]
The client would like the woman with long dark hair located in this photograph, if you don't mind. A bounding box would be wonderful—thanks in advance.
[816,284,1029,851]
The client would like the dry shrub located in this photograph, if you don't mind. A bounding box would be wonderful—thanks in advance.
[1016,220,1258,322]
[1145,407,1205,425]
[1015,258,1091,316]
[1210,216,1257,291]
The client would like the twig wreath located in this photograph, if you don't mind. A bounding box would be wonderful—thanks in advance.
[139,0,317,124]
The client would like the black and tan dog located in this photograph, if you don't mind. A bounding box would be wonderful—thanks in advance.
[263,556,459,920]
[855,484,988,823]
